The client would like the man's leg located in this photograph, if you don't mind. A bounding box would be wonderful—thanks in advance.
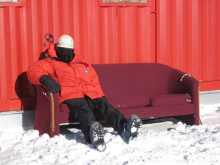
[64,98,106,151]
[64,98,95,143]
[88,97,127,134]
[88,97,142,144]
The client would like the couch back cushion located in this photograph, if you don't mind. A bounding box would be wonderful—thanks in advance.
[92,63,176,103]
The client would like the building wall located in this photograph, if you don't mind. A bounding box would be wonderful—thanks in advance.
[156,0,220,91]
[0,0,219,111]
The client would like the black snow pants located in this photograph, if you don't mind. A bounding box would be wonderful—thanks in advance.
[64,96,127,143]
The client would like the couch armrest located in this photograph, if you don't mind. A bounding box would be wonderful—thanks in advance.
[178,73,199,103]
[170,68,199,99]
[168,68,200,124]
[42,85,55,136]
[177,71,200,124]
[35,85,60,137]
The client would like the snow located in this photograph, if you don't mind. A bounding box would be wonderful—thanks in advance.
[1,104,220,165]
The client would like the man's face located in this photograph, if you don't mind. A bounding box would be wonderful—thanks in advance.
[56,47,74,63]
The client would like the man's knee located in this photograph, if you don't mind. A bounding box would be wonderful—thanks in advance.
[64,98,95,122]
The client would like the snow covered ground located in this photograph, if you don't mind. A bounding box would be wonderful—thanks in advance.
[1,104,220,165]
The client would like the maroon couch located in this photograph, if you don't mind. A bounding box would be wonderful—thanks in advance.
[34,63,200,137]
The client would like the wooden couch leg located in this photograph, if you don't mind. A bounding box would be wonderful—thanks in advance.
[48,88,61,137]
[49,92,55,137]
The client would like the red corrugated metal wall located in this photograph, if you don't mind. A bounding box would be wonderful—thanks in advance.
[0,0,154,111]
[0,0,219,111]
[156,0,220,91]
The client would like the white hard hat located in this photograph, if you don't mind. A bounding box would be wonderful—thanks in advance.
[57,35,74,49]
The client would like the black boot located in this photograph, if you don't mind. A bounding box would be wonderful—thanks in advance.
[90,122,106,152]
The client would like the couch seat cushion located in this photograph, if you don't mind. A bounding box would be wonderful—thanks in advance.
[60,103,70,113]
[109,96,150,109]
[60,96,150,113]
[150,94,191,107]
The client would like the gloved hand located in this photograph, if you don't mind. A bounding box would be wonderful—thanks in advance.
[40,75,61,93]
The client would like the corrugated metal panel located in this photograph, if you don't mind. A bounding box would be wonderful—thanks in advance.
[1,0,220,111]
[0,0,153,111]
[0,5,33,110]
[156,0,220,83]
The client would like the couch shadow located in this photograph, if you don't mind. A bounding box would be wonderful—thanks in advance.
[60,124,88,144]
[14,71,36,131]
[142,117,180,125]
[14,50,48,131]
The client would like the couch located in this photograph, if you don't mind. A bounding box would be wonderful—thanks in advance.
[34,63,200,137]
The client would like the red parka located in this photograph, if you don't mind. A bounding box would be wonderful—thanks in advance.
[27,44,105,103]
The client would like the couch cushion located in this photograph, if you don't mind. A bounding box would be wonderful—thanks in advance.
[60,103,71,113]
[109,96,150,109]
[92,63,175,100]
[150,94,191,107]
[60,96,150,113]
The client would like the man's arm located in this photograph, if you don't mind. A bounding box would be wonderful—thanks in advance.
[27,59,53,85]
[27,59,61,93]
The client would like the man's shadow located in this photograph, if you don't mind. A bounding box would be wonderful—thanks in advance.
[14,71,35,130]
[39,51,47,60]
[14,51,47,109]
[14,51,48,130]
[14,72,35,109]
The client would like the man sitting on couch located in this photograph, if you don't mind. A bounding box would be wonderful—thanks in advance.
[27,35,142,152]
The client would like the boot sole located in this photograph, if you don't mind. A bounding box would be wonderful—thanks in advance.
[127,116,143,143]
[90,122,106,152]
